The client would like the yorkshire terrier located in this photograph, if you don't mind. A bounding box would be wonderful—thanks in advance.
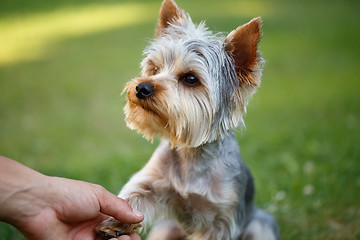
[96,0,279,239]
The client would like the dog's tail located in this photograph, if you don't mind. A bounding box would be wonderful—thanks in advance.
[240,208,280,240]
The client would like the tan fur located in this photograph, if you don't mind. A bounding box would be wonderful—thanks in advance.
[95,218,141,237]
[124,63,212,147]
[124,78,169,141]
[156,0,185,36]
[225,17,263,86]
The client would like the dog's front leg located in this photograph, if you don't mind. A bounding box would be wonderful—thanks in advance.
[96,171,163,239]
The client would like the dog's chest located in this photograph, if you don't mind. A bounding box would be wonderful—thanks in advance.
[164,159,235,212]
[166,157,223,199]
[155,140,240,217]
[167,189,218,224]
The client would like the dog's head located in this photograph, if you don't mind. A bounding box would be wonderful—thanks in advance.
[124,0,263,147]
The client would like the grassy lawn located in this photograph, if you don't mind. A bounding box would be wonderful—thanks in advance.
[0,0,359,239]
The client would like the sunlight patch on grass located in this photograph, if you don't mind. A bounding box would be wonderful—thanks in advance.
[0,0,272,67]
[0,3,157,66]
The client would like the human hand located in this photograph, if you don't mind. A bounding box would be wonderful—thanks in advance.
[22,177,143,240]
[0,157,143,240]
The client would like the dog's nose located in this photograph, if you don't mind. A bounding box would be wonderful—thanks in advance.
[136,82,154,99]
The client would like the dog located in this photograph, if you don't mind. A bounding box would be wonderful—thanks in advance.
[96,0,280,239]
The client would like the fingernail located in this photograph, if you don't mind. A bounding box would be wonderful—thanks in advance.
[133,209,143,218]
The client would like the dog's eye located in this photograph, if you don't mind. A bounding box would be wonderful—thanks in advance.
[181,74,199,87]
[153,66,159,75]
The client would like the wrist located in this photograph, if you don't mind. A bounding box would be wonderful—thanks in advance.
[0,157,51,226]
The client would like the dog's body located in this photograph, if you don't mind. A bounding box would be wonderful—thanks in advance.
[120,135,278,239]
[97,0,279,239]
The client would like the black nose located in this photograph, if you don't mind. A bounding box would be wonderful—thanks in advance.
[136,82,154,99]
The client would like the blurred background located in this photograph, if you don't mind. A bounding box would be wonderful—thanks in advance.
[0,0,359,239]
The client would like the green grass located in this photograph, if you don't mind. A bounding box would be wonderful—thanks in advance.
[0,0,359,239]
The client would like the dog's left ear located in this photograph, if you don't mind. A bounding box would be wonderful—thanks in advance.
[156,0,186,36]
[225,17,262,86]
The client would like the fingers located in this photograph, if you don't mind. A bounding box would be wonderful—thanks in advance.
[94,185,144,224]
[128,233,141,240]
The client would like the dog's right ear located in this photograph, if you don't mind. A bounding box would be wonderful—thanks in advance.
[225,17,262,87]
[156,0,185,36]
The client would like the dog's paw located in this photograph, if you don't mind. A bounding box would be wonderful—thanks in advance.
[95,217,142,240]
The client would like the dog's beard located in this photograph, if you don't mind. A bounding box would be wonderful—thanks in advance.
[123,81,169,142]
[123,79,220,148]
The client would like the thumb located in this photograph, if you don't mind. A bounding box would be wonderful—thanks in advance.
[95,186,143,224]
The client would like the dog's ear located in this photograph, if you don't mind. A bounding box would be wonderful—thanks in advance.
[225,17,262,86]
[156,0,186,36]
